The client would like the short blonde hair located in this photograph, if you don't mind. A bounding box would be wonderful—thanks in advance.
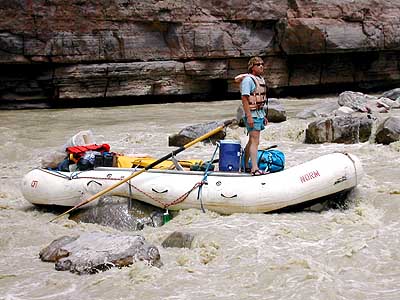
[247,56,264,73]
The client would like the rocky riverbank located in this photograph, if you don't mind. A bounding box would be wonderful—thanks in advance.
[1,1,400,106]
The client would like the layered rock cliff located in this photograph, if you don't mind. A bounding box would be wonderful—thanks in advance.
[0,0,399,105]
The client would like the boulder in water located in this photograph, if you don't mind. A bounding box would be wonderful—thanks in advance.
[39,232,162,274]
[381,88,400,101]
[305,115,373,144]
[162,231,195,249]
[338,91,398,113]
[375,116,400,145]
[168,121,227,147]
[69,196,165,231]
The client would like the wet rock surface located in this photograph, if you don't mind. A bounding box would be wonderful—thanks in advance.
[381,88,400,101]
[162,231,196,249]
[69,197,165,231]
[375,116,400,145]
[305,115,373,144]
[297,90,400,144]
[168,121,227,147]
[338,91,398,113]
[39,232,162,274]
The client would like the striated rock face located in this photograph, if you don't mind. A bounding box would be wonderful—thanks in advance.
[0,1,399,105]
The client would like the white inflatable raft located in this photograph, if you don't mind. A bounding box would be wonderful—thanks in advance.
[21,152,363,214]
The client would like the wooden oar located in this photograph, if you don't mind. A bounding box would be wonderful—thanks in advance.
[49,119,235,222]
[261,144,278,150]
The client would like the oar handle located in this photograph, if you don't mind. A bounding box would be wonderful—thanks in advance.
[260,144,278,150]
[49,119,234,222]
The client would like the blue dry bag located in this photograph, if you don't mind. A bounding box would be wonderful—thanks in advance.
[242,149,285,173]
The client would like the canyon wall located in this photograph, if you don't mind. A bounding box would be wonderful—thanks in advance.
[0,0,399,105]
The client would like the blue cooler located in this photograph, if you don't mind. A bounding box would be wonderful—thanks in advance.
[218,140,241,172]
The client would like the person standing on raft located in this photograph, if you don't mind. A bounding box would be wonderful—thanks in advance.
[237,56,268,176]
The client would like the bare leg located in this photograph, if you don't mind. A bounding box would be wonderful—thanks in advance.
[244,143,250,171]
[244,130,260,173]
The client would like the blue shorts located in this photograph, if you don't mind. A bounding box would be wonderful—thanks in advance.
[244,117,265,132]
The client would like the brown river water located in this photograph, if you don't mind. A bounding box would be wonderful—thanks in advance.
[0,97,399,300]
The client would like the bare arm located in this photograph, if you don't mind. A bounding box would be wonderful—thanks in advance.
[241,95,253,128]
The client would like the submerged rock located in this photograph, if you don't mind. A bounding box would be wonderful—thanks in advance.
[39,236,79,262]
[162,231,195,249]
[39,232,162,275]
[69,196,165,231]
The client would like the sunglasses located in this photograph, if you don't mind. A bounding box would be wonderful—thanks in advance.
[255,63,264,66]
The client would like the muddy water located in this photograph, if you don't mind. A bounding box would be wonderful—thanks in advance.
[1,97,399,300]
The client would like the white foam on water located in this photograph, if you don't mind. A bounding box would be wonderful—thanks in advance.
[1,98,400,299]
